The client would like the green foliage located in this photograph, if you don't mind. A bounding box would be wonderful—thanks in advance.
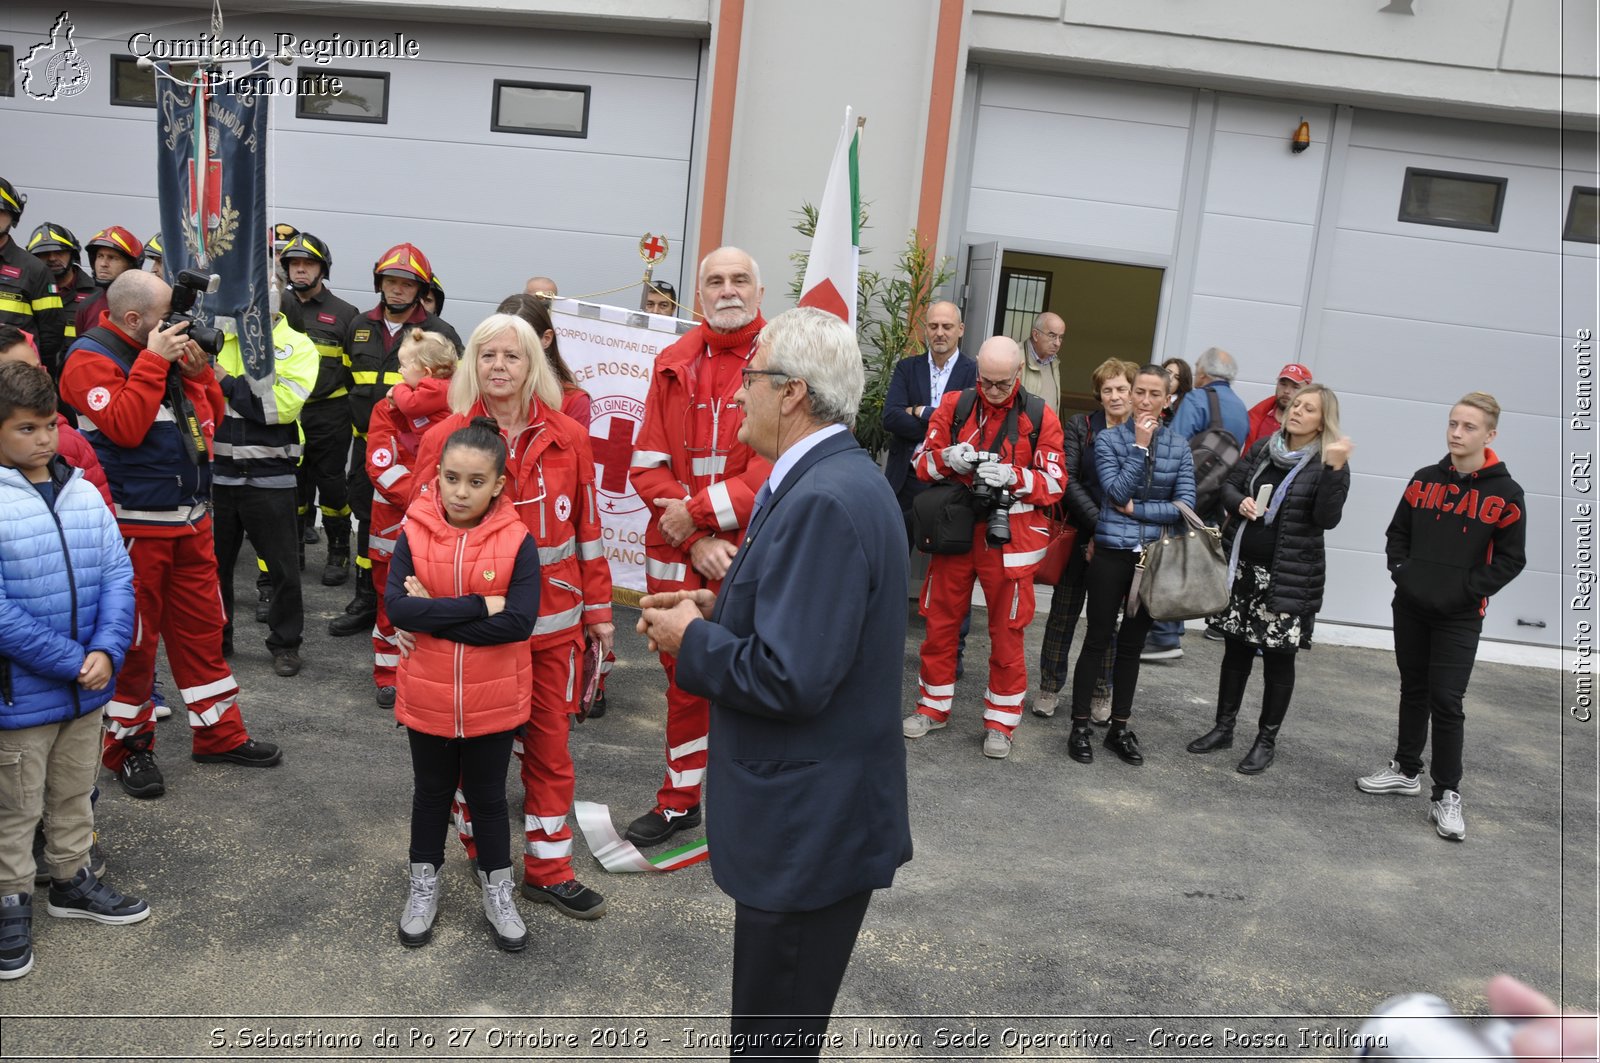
[789,203,952,458]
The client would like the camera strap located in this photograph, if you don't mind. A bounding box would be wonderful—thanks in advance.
[167,370,209,465]
[950,387,1043,460]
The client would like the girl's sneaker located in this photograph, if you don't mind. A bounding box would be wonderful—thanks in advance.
[478,867,527,952]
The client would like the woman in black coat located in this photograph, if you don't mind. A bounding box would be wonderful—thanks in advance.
[1186,384,1353,773]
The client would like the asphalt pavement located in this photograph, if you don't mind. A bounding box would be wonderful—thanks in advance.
[3,549,1593,1062]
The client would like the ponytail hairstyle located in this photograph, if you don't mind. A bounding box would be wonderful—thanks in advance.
[441,415,509,479]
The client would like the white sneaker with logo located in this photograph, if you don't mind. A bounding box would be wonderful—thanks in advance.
[1429,790,1466,841]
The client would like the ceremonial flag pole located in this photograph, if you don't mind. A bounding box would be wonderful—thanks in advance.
[797,107,862,327]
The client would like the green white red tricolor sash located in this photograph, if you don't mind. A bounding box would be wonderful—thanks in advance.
[574,800,708,873]
[796,105,860,326]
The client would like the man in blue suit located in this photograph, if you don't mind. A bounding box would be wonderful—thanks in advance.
[638,306,912,1059]
[882,300,977,546]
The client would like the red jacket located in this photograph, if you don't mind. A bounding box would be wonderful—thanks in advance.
[365,376,453,559]
[412,397,612,647]
[560,384,592,429]
[56,414,110,507]
[918,386,1068,577]
[394,490,534,738]
[1245,395,1284,451]
[627,318,771,590]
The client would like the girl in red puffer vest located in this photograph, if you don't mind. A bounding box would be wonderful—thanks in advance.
[385,418,540,953]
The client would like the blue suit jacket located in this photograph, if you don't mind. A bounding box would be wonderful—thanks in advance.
[676,431,913,912]
[882,351,977,493]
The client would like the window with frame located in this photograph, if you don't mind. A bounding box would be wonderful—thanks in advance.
[0,47,13,97]
[111,55,198,107]
[1564,187,1598,245]
[491,80,590,138]
[1397,168,1507,232]
[996,268,1051,344]
[296,69,389,123]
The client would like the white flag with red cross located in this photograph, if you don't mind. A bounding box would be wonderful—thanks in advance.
[797,107,860,327]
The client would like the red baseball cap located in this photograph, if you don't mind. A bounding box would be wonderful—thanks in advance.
[1278,363,1312,384]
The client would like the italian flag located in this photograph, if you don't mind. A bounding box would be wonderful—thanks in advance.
[797,106,860,327]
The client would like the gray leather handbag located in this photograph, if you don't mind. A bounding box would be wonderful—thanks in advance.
[1129,501,1230,621]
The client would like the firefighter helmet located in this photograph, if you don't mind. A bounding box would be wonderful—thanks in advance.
[26,223,83,266]
[0,178,26,223]
[279,232,332,282]
[85,226,145,265]
[372,243,432,291]
[143,232,163,262]
[426,270,445,314]
[271,222,299,253]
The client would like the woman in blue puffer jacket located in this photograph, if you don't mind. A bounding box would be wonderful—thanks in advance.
[1065,363,1195,768]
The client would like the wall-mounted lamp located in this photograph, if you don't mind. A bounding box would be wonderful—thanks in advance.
[1291,119,1311,154]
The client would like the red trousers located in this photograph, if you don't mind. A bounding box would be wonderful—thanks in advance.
[915,538,1035,737]
[371,554,397,690]
[102,529,251,770]
[454,635,582,886]
[654,653,708,812]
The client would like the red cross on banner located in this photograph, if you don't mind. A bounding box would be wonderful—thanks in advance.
[591,416,637,495]
[638,232,669,263]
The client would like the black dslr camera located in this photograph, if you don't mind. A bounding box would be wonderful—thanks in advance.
[165,269,225,356]
[967,451,1014,547]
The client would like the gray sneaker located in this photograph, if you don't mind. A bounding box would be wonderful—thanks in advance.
[982,730,1012,759]
[1429,790,1466,840]
[478,867,527,952]
[1090,687,1113,725]
[1031,690,1058,718]
[398,862,439,947]
[1357,760,1423,795]
[902,713,946,739]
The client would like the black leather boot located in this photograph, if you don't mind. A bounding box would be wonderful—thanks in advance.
[1237,680,1294,775]
[322,519,351,587]
[1188,667,1251,753]
[328,564,376,637]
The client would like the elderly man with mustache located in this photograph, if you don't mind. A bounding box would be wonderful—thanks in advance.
[624,246,773,848]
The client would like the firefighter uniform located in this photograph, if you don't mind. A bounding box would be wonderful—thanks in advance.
[280,235,360,581]
[911,386,1066,738]
[628,316,771,819]
[0,230,67,373]
[60,316,280,794]
[213,313,320,669]
[24,222,97,354]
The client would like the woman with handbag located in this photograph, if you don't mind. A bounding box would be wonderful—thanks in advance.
[1186,384,1352,773]
[1065,364,1195,766]
[1034,359,1136,723]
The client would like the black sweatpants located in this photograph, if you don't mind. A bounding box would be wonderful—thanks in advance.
[1070,546,1156,722]
[214,483,303,652]
[1391,596,1482,799]
[406,727,515,872]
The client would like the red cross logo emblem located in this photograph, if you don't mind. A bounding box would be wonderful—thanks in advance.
[638,232,669,264]
[589,395,648,515]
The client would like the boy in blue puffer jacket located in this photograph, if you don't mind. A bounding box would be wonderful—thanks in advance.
[0,361,144,981]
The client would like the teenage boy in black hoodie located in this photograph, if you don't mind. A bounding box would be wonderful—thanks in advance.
[1357,392,1527,841]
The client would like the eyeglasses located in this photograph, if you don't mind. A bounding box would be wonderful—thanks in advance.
[1032,329,1063,342]
[740,368,790,389]
[978,374,1017,392]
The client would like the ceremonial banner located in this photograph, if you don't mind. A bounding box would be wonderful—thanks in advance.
[154,61,272,378]
[550,298,691,595]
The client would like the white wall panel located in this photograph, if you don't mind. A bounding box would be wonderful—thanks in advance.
[976,69,1195,128]
[1179,295,1302,380]
[1191,215,1314,304]
[1348,109,1562,169]
[964,190,1177,257]
[1202,131,1327,225]
[970,107,1190,209]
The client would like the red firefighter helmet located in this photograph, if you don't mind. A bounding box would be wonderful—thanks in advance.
[85,226,145,265]
[372,243,432,292]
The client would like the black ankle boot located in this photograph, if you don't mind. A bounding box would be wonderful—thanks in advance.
[1188,667,1251,753]
[1237,680,1293,775]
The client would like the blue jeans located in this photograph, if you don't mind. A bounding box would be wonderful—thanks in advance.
[1145,618,1184,649]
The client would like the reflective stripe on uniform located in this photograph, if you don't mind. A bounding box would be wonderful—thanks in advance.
[707,482,738,531]
[538,538,575,565]
[532,603,584,634]
[527,814,567,835]
[1003,547,1048,568]
[527,838,573,859]
[188,693,237,728]
[692,454,726,477]
[577,537,603,560]
[350,370,379,385]
[669,735,708,760]
[645,557,687,583]
[0,293,32,315]
[984,706,1024,727]
[369,534,398,553]
[373,652,400,668]
[375,464,408,489]
[31,294,63,311]
[180,676,237,703]
[668,766,705,788]
[631,449,671,469]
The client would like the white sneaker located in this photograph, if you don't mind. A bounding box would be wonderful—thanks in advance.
[478,867,527,952]
[1031,691,1058,718]
[1090,687,1113,724]
[1357,760,1423,795]
[982,730,1012,759]
[1429,790,1466,840]
[902,713,946,739]
[398,862,439,947]
[1140,646,1183,662]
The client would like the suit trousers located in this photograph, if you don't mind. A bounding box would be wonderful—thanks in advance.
[730,889,872,1060]
[1391,596,1482,798]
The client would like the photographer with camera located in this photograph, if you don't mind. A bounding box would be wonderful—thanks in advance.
[904,336,1065,760]
[60,270,282,800]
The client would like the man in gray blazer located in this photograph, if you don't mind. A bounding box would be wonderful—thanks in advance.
[639,306,912,1059]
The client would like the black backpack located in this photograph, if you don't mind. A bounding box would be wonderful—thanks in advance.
[1189,387,1240,517]
[912,387,1045,554]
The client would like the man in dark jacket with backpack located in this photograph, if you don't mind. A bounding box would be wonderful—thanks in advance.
[1144,345,1248,660]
